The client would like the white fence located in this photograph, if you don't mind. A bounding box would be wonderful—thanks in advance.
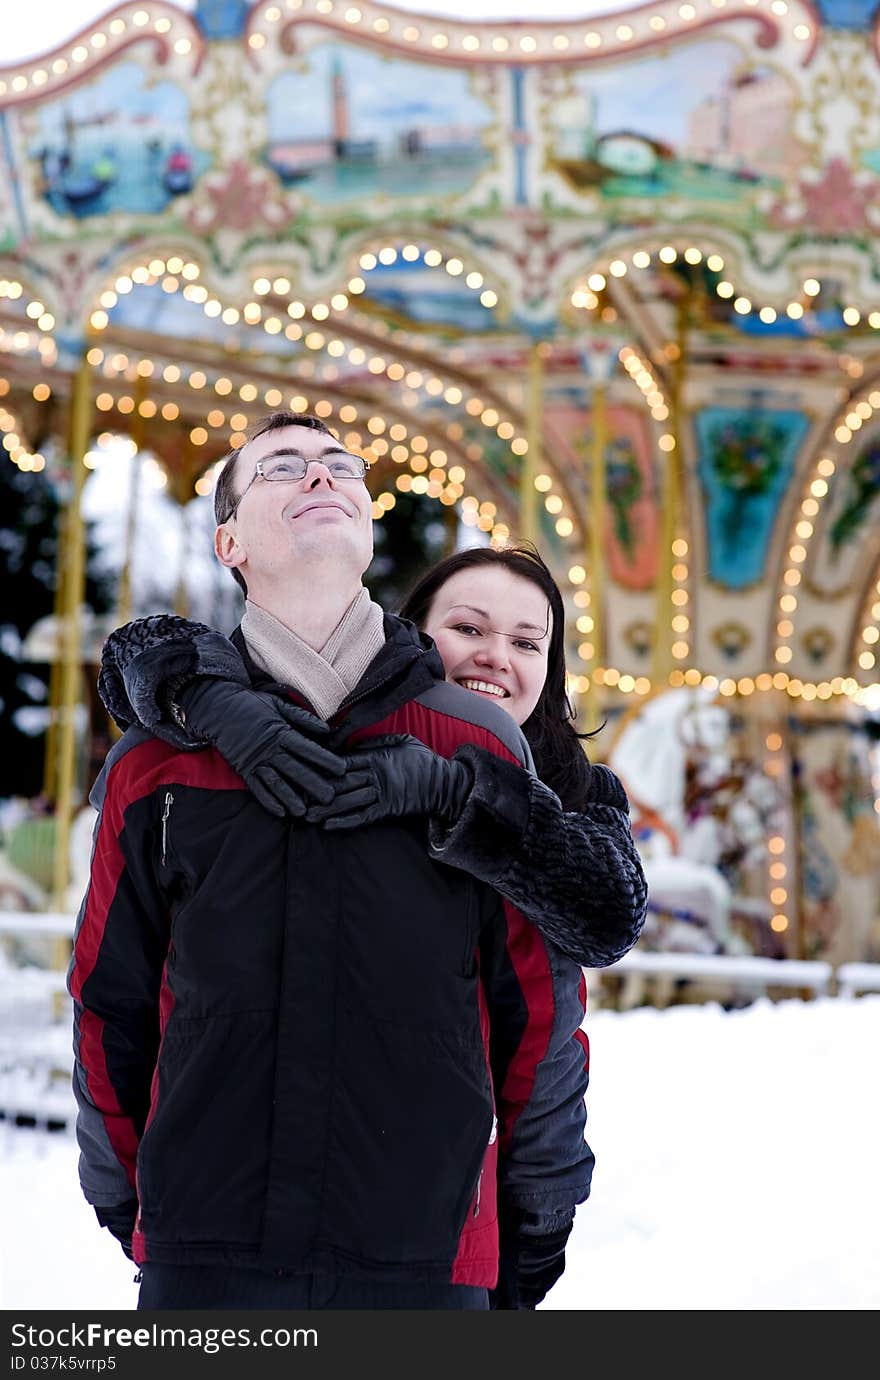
[587,949,836,1012]
[0,913,75,1129]
[1,911,879,1126]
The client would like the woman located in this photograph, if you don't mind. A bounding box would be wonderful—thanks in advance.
[98,544,647,970]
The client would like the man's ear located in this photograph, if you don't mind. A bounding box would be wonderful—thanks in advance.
[215,523,245,574]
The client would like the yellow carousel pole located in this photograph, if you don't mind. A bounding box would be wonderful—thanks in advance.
[171,430,196,617]
[652,292,688,686]
[116,374,147,626]
[588,378,608,727]
[583,339,614,732]
[652,456,678,685]
[173,504,190,617]
[51,352,92,914]
[519,339,544,544]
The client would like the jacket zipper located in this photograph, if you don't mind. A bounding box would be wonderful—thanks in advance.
[161,791,174,866]
[340,647,426,713]
[329,654,424,728]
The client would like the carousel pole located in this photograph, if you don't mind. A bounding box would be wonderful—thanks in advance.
[584,340,614,731]
[787,716,807,962]
[442,499,459,555]
[172,429,196,617]
[173,503,191,617]
[652,291,688,686]
[116,374,147,626]
[519,339,544,544]
[51,352,92,913]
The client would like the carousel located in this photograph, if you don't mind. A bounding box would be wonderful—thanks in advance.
[2,0,880,979]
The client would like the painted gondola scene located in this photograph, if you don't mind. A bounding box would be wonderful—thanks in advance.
[25,60,206,218]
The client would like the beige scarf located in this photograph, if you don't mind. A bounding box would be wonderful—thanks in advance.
[241,588,386,720]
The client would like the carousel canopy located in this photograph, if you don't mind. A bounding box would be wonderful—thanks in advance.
[3,0,880,715]
[9,3,652,64]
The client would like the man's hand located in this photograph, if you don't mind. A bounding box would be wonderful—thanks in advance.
[177,678,347,817]
[305,734,473,830]
[490,1212,573,1310]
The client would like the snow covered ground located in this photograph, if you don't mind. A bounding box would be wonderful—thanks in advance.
[2,995,877,1311]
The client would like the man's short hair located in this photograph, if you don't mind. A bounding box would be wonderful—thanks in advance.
[213,411,335,594]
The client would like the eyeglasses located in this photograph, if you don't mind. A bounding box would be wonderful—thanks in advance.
[224,452,371,522]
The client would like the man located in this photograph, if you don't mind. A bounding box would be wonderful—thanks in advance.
[70,411,592,1310]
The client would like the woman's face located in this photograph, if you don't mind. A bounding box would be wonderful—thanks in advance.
[422,565,552,727]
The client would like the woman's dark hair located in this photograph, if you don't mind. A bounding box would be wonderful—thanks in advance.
[399,543,597,811]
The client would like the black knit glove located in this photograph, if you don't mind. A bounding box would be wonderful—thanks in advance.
[94,1201,138,1261]
[176,678,347,818]
[305,734,473,830]
[490,1214,573,1310]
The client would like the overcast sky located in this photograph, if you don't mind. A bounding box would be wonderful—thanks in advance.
[6,1,645,64]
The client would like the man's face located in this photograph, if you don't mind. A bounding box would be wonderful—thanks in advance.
[215,425,374,593]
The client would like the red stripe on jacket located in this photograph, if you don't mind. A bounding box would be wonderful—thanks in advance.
[495,900,555,1155]
[72,738,243,1187]
[133,958,177,1264]
[451,970,499,1285]
[144,963,177,1137]
[352,699,522,767]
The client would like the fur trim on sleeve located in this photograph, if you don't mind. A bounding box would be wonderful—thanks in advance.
[98,615,250,750]
[429,745,647,967]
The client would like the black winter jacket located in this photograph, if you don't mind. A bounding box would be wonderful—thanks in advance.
[72,616,593,1284]
[98,614,647,967]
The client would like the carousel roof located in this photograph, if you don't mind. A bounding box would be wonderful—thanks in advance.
[8,1,663,64]
[3,0,880,715]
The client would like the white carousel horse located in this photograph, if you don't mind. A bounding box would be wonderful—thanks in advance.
[607,686,750,954]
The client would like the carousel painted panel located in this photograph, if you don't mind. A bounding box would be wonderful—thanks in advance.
[543,396,660,591]
[808,436,880,598]
[695,406,809,590]
[539,39,806,227]
[262,36,501,212]
[15,61,209,228]
[792,723,880,965]
[0,116,20,253]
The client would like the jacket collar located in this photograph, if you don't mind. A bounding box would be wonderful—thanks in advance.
[231,613,446,738]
